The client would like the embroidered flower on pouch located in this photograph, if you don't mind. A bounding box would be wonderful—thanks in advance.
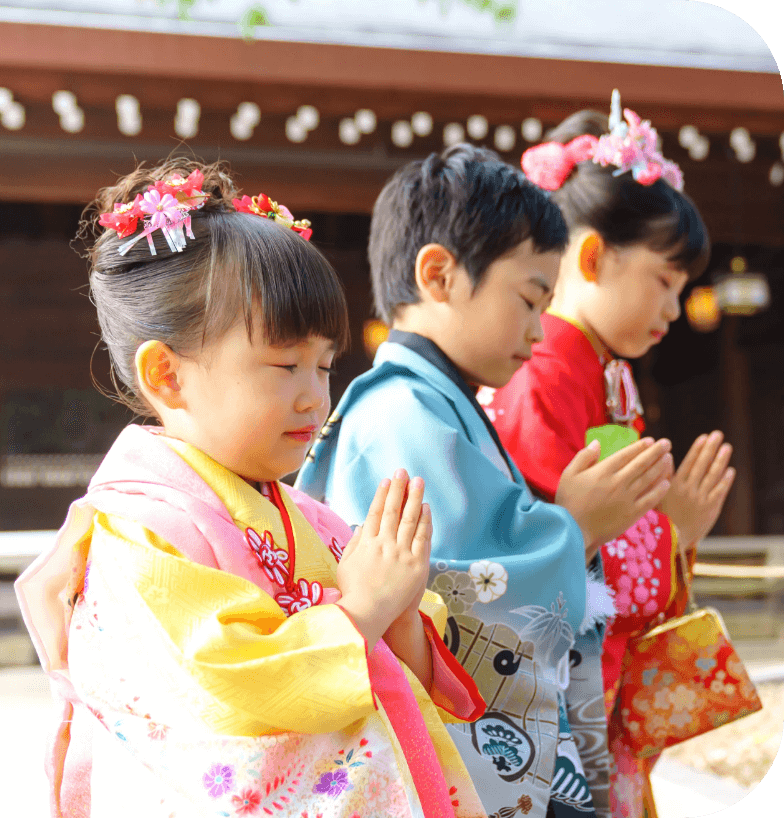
[231,788,262,815]
[652,688,671,711]
[668,709,694,729]
[276,578,323,615]
[203,763,235,798]
[246,527,289,585]
[313,768,354,797]
[469,561,508,603]
[431,571,478,615]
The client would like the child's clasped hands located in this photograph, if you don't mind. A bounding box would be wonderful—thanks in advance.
[337,469,432,651]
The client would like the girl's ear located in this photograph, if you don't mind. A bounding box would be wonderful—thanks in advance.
[135,340,184,410]
[578,232,605,283]
[414,244,459,303]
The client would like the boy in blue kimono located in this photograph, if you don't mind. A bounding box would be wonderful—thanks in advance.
[296,145,673,818]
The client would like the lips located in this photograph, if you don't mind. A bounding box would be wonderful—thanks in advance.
[650,330,666,341]
[285,425,317,442]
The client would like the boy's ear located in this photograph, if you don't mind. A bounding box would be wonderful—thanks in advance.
[135,340,184,410]
[414,244,458,302]
[578,232,605,283]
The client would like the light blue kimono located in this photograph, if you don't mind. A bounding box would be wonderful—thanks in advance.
[297,338,598,818]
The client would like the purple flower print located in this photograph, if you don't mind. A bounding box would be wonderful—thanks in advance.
[203,762,235,798]
[313,768,354,798]
[83,562,91,593]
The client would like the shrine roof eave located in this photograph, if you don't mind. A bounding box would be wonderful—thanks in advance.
[0,21,782,114]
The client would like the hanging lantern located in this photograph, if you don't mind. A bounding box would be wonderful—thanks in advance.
[685,286,721,332]
[363,319,389,358]
[713,256,771,316]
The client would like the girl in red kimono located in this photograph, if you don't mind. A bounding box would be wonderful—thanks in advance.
[483,92,736,818]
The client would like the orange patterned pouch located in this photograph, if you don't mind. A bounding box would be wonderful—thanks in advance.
[617,593,762,758]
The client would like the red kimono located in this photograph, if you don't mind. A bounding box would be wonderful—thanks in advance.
[483,313,692,818]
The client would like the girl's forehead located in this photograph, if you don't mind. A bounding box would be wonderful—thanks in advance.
[256,334,336,354]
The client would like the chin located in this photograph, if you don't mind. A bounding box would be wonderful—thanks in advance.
[483,369,519,390]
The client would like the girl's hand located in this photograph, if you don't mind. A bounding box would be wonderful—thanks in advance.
[336,470,432,650]
[657,431,736,547]
[556,437,673,561]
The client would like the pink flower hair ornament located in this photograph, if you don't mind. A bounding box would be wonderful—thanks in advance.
[99,169,209,257]
[521,89,684,193]
[99,171,313,256]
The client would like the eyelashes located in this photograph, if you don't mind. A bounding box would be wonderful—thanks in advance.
[275,365,336,374]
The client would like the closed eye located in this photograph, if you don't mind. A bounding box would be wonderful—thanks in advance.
[275,364,297,373]
[320,367,337,375]
[520,295,535,309]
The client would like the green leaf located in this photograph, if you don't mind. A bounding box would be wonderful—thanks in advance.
[495,4,517,22]
[239,5,270,40]
[177,0,197,20]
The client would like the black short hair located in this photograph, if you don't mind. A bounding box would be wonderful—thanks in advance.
[369,143,568,324]
[546,110,710,280]
[82,158,348,416]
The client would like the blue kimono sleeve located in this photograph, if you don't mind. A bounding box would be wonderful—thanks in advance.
[314,377,587,629]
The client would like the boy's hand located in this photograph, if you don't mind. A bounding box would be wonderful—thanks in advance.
[337,470,432,650]
[657,431,735,547]
[556,437,673,561]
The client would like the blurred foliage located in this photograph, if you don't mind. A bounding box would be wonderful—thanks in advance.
[239,4,271,38]
[421,0,518,24]
[155,0,518,33]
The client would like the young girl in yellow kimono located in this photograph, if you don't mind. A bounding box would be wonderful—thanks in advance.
[15,159,486,818]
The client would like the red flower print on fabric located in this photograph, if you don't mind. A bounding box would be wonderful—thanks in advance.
[246,527,289,586]
[276,579,323,616]
[147,721,168,740]
[231,788,262,815]
[328,537,345,563]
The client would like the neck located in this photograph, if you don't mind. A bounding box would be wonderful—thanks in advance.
[550,281,612,363]
[390,314,478,388]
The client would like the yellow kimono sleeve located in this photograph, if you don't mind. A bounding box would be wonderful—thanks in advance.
[419,588,448,636]
[91,512,376,736]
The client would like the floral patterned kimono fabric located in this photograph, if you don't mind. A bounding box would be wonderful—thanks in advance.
[297,331,606,818]
[484,314,694,818]
[15,424,488,818]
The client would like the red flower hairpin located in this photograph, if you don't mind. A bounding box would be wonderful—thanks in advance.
[233,194,313,241]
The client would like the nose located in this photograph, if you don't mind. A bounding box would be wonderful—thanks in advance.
[294,371,328,414]
[664,290,681,323]
[527,312,545,345]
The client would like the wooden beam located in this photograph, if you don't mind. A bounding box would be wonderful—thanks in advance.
[1,22,782,114]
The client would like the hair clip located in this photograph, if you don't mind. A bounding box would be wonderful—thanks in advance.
[593,89,684,190]
[521,134,598,191]
[232,194,313,241]
[521,89,684,192]
[99,170,208,256]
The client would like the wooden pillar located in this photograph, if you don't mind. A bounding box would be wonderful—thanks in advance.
[720,315,755,534]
